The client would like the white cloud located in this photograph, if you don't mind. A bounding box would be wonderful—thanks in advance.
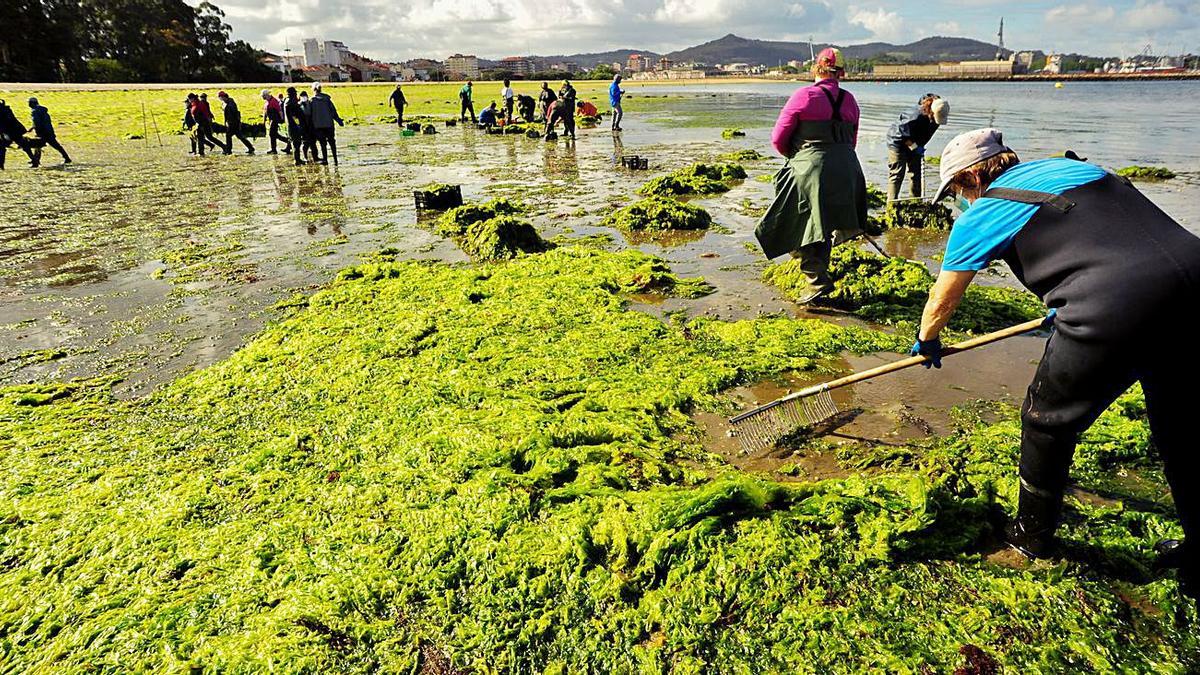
[1044,4,1118,26]
[932,20,961,35]
[847,6,907,43]
[1121,0,1195,32]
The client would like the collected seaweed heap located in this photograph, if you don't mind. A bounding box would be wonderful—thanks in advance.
[720,148,767,162]
[764,245,1044,332]
[722,128,746,139]
[3,246,1194,672]
[638,162,748,198]
[602,195,713,232]
[1117,165,1176,181]
[436,198,547,261]
[875,200,955,230]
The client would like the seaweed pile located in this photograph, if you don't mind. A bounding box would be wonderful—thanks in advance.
[721,128,746,139]
[764,245,1044,332]
[436,199,546,261]
[720,149,766,162]
[638,162,748,198]
[875,200,955,230]
[1117,166,1176,181]
[601,196,713,232]
[2,247,1194,672]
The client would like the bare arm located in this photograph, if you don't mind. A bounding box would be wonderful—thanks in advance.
[918,270,976,340]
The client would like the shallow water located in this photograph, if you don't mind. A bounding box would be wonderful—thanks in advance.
[3,81,1197,411]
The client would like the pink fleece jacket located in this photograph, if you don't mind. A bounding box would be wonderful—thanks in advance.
[770,79,860,156]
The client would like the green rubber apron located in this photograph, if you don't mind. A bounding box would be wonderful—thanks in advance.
[755,85,868,259]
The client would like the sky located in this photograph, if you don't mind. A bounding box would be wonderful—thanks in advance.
[199,0,1199,62]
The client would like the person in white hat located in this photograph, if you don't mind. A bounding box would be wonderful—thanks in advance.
[912,128,1200,596]
[884,93,949,201]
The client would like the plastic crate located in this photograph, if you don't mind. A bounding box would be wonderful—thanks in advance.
[413,185,463,211]
[621,156,649,170]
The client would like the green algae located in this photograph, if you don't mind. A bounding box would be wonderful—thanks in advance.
[601,196,712,232]
[637,163,747,198]
[719,149,766,162]
[877,201,955,230]
[866,183,887,210]
[461,215,548,261]
[764,245,1044,332]
[436,199,522,237]
[721,128,746,139]
[1116,166,1176,181]
[0,247,1196,671]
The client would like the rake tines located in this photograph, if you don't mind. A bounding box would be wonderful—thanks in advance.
[729,386,838,454]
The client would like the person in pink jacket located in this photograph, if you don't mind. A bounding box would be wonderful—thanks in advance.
[758,48,868,304]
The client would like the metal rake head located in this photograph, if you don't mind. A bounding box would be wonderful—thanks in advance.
[728,388,839,454]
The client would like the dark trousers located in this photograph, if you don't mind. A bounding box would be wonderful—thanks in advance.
[394,106,405,126]
[267,120,290,153]
[288,125,305,164]
[612,103,623,130]
[1,134,38,168]
[562,109,576,138]
[197,122,227,155]
[887,146,922,201]
[225,122,255,154]
[1019,312,1199,575]
[544,108,564,138]
[313,127,337,165]
[460,98,475,122]
[37,134,70,162]
[504,98,514,121]
[793,236,834,293]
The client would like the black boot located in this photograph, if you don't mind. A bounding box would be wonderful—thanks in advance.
[1005,483,1063,559]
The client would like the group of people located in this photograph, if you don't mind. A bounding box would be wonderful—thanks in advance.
[184,84,344,165]
[0,97,71,170]
[452,77,620,141]
[763,47,1200,597]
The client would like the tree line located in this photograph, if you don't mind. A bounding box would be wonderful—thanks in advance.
[1,0,280,83]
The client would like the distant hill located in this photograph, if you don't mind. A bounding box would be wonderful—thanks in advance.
[540,33,1013,69]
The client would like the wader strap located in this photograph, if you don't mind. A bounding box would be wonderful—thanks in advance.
[817,85,846,122]
[982,187,1076,213]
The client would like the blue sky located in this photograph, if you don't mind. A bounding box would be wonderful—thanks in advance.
[204,0,1199,62]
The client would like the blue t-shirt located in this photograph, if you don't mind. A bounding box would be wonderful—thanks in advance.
[941,158,1108,272]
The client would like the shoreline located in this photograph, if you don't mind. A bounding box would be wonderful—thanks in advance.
[4,71,1198,92]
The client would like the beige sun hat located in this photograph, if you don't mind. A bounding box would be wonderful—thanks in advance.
[932,128,1012,202]
[932,98,950,125]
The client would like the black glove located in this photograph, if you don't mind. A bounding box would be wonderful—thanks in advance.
[910,337,942,369]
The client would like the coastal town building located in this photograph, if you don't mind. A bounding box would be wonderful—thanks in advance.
[627,54,647,72]
[446,54,480,79]
[499,57,534,76]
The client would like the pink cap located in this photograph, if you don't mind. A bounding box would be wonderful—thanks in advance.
[816,47,845,70]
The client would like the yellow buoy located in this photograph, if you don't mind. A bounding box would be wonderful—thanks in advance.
[1054,82,1064,88]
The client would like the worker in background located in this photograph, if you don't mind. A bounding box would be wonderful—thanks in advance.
[538,82,556,122]
[459,80,475,123]
[479,101,499,127]
[542,99,564,140]
[308,82,344,165]
[500,79,515,122]
[192,93,228,155]
[516,94,536,123]
[216,91,255,155]
[758,47,867,305]
[261,89,290,155]
[284,87,306,166]
[0,98,40,169]
[576,100,598,118]
[557,79,577,140]
[609,74,625,131]
[885,93,950,201]
[388,83,408,127]
[183,94,215,155]
[912,128,1200,597]
[298,91,318,163]
[27,98,71,165]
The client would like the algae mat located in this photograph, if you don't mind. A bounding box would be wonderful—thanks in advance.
[1,247,1196,672]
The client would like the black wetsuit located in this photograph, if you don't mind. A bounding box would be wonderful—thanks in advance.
[990,172,1200,575]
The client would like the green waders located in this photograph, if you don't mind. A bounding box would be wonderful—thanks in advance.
[755,86,868,297]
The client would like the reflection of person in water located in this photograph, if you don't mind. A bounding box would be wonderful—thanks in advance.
[611,131,624,167]
[542,141,579,182]
[296,168,348,236]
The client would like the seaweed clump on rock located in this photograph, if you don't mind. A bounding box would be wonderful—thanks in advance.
[436,198,547,261]
[720,148,766,162]
[602,196,712,232]
[875,201,955,230]
[764,245,1044,332]
[638,162,748,198]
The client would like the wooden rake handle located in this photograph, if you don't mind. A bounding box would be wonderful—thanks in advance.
[790,316,1048,399]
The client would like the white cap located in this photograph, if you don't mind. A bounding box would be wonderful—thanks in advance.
[932,128,1012,202]
[312,82,323,92]
[931,98,950,125]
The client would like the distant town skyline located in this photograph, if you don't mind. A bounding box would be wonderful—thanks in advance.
[188,0,1198,63]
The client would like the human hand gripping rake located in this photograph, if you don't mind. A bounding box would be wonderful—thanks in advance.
[728,317,1049,453]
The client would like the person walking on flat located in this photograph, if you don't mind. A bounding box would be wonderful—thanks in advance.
[309,83,344,165]
[459,81,475,123]
[885,93,949,201]
[217,91,255,155]
[609,75,625,131]
[912,128,1200,597]
[757,47,868,305]
[27,97,71,164]
[388,84,408,127]
[284,87,307,166]
[261,89,291,154]
[0,98,40,169]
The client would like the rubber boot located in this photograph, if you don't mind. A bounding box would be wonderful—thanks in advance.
[1005,483,1063,559]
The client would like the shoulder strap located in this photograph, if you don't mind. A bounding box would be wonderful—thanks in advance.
[982,187,1076,213]
[816,85,845,121]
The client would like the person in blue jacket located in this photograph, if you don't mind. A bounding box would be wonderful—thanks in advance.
[609,74,625,132]
[885,93,948,200]
[478,102,499,127]
[911,128,1200,597]
[27,97,71,164]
